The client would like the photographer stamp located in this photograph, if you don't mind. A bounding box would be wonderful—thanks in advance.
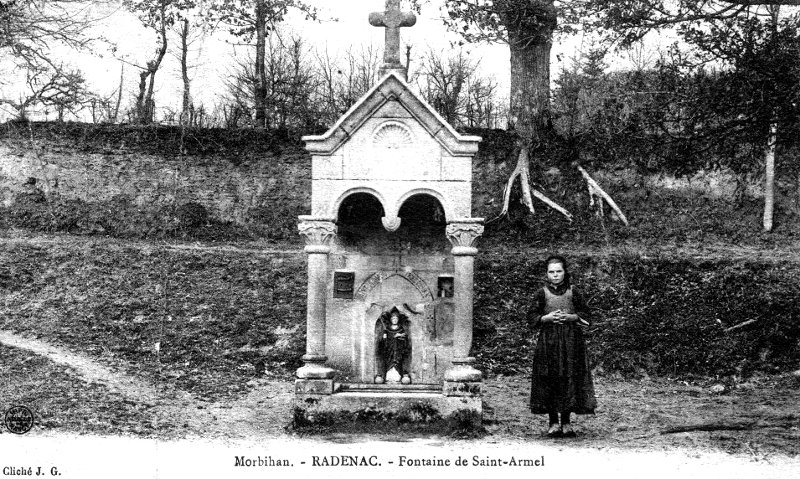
[4,406,34,435]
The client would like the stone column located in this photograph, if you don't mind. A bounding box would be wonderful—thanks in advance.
[296,216,337,394]
[444,219,484,390]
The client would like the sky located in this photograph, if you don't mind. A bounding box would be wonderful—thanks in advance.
[90,0,517,121]
[0,0,630,122]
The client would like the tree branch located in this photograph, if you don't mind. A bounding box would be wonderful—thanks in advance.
[721,1,800,5]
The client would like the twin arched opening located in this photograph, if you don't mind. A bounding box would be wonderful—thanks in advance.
[335,190,448,251]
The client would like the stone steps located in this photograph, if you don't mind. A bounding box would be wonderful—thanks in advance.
[336,383,441,394]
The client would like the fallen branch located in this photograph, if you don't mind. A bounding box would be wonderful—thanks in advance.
[576,165,629,226]
[724,318,759,333]
[661,422,753,434]
[661,419,795,435]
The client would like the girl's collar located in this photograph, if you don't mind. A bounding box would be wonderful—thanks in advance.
[546,280,570,294]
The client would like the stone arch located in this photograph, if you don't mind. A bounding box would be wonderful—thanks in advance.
[391,188,451,224]
[354,271,434,302]
[330,187,388,219]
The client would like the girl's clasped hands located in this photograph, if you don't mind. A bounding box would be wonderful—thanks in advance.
[542,309,577,324]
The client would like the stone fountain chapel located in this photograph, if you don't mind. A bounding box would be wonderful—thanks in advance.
[294,0,484,424]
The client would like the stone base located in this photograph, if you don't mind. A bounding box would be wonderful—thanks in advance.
[443,380,481,397]
[295,378,335,395]
[293,383,482,431]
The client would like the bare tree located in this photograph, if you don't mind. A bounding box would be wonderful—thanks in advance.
[0,0,105,71]
[417,48,476,125]
[124,0,203,124]
[169,0,214,126]
[1,64,92,121]
[210,0,317,128]
[223,31,318,128]
[464,76,501,128]
[415,48,502,129]
[313,43,381,126]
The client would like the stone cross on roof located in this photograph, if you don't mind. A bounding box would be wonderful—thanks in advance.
[369,0,416,78]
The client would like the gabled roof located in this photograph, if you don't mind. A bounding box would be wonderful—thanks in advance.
[302,71,481,157]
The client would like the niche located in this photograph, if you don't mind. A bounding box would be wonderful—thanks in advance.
[373,307,412,384]
[333,271,355,299]
[437,276,454,298]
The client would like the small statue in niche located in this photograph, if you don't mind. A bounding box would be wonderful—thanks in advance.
[374,306,412,384]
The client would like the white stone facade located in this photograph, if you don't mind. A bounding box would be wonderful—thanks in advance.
[297,70,484,387]
[303,72,480,228]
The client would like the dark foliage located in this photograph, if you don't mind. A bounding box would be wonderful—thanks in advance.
[175,202,209,229]
[0,121,304,158]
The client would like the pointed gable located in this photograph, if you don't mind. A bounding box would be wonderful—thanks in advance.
[303,71,481,223]
[302,71,481,157]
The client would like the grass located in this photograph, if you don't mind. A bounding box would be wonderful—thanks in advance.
[0,235,307,401]
[2,231,799,403]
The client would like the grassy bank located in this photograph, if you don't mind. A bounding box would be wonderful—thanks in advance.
[1,234,798,401]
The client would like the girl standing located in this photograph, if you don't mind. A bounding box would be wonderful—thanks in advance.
[529,255,597,437]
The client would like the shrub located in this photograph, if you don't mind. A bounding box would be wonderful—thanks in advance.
[175,202,209,229]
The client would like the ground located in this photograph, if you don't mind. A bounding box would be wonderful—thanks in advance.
[1,231,799,477]
[1,329,798,456]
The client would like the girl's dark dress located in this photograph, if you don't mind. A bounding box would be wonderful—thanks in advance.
[528,281,597,414]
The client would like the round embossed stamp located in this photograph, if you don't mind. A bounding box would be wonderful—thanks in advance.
[5,405,34,434]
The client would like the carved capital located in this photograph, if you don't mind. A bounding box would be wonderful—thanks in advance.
[446,219,484,252]
[298,216,337,248]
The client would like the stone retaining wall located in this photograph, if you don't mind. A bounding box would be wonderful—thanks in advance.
[0,140,311,223]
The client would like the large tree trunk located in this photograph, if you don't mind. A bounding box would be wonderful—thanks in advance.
[503,0,556,140]
[254,0,268,128]
[763,120,778,232]
[495,1,562,220]
[763,7,780,233]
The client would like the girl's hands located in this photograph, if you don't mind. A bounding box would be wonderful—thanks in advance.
[541,310,559,323]
[543,310,578,324]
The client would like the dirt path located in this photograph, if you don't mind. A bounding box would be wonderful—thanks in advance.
[0,330,294,439]
[2,327,799,460]
[0,330,161,403]
[3,229,800,261]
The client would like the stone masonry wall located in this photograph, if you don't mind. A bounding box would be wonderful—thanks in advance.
[0,138,311,224]
[0,125,771,237]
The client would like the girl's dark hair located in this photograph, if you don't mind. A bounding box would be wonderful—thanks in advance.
[545,255,568,271]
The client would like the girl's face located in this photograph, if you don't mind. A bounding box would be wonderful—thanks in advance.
[390,314,399,325]
[547,262,566,285]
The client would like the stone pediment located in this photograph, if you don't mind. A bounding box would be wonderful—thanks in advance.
[302,71,481,157]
